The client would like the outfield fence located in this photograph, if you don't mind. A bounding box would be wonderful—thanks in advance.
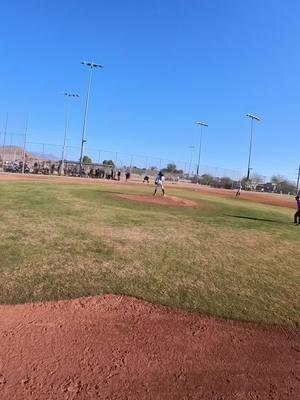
[0,130,242,182]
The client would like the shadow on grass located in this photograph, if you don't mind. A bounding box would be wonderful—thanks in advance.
[224,214,283,224]
[99,190,126,195]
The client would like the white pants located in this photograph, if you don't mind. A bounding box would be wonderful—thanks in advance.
[155,180,164,190]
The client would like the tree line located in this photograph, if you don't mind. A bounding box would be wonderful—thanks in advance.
[82,155,297,194]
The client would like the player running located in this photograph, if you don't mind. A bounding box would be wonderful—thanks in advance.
[235,183,242,197]
[153,172,165,196]
[294,195,300,225]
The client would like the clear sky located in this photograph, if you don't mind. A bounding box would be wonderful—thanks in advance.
[1,0,299,180]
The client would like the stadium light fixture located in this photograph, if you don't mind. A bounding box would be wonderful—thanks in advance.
[81,61,104,69]
[196,121,209,127]
[195,121,208,182]
[79,61,103,173]
[60,92,79,176]
[64,93,79,98]
[246,113,260,122]
[246,113,260,181]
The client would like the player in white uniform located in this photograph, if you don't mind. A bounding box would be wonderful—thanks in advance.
[153,172,165,196]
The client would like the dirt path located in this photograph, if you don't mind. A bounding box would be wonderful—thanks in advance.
[0,295,299,400]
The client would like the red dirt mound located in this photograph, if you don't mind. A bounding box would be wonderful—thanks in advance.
[0,295,299,400]
[117,193,197,207]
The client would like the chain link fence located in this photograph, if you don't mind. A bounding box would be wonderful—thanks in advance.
[0,131,242,184]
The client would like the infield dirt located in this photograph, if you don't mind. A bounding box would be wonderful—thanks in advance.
[0,295,299,400]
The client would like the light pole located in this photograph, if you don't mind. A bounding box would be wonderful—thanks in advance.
[196,121,208,183]
[145,156,149,171]
[60,93,79,175]
[187,145,195,176]
[296,164,300,194]
[246,113,260,181]
[22,117,29,174]
[79,61,103,173]
[1,113,8,167]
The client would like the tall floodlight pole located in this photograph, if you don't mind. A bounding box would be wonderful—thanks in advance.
[1,113,8,167]
[246,113,260,182]
[22,117,29,174]
[296,163,300,194]
[196,121,208,183]
[187,145,195,176]
[79,61,103,173]
[60,93,79,175]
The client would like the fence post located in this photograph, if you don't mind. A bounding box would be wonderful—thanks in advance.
[22,118,29,174]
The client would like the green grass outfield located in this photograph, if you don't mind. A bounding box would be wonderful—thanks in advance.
[0,179,299,328]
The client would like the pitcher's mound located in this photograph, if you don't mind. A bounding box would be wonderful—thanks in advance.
[117,193,197,206]
[0,295,298,400]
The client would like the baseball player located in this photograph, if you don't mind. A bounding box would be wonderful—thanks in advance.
[294,195,300,225]
[236,183,242,197]
[153,171,165,196]
[143,175,150,184]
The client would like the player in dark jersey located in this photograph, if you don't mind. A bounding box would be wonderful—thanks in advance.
[294,195,300,225]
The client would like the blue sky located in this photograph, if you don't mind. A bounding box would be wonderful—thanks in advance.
[0,0,299,180]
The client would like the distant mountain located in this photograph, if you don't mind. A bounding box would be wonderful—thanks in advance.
[0,145,27,161]
[30,151,60,161]
[0,145,59,161]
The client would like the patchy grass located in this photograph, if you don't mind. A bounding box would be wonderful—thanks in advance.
[0,179,299,328]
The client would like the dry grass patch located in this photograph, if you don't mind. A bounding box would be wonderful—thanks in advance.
[0,180,299,327]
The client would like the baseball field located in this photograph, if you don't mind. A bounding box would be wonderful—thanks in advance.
[0,174,299,399]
